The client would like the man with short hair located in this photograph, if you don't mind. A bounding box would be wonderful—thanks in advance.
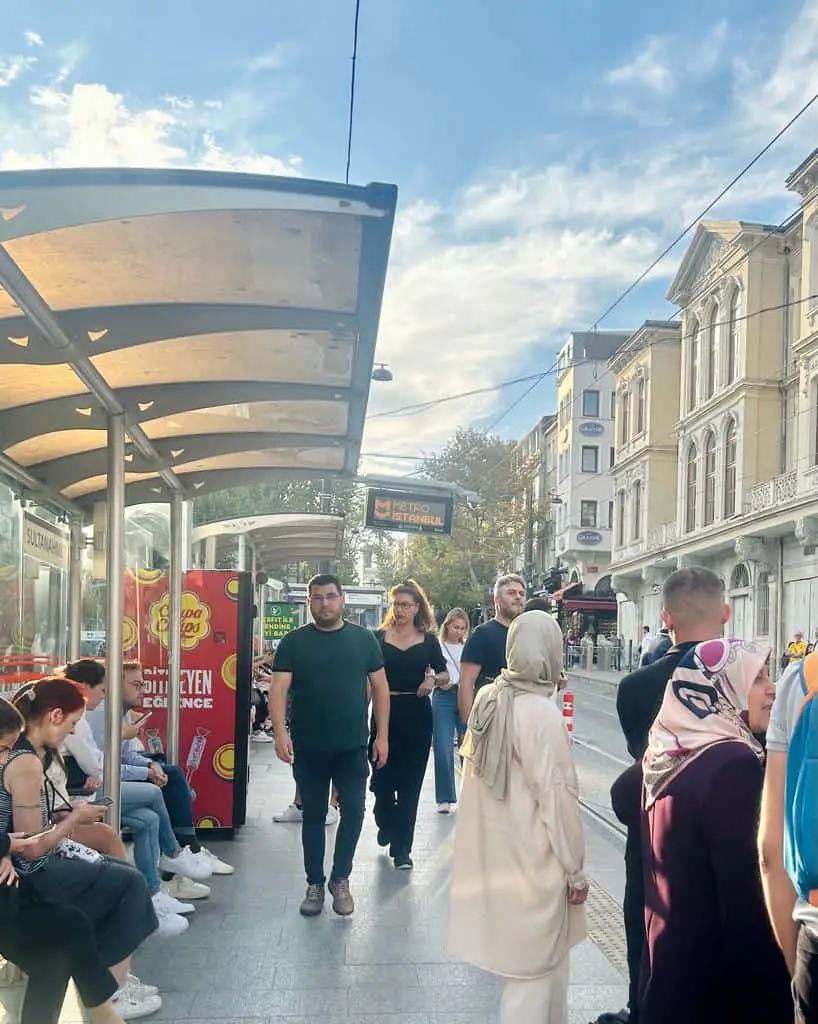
[598,567,730,1024]
[457,573,526,722]
[271,573,390,918]
[784,630,808,668]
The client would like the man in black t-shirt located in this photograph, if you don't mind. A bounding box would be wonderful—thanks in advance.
[271,574,390,919]
[595,566,729,1024]
[458,573,526,722]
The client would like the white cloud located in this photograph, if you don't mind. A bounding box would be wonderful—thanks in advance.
[241,42,297,75]
[0,55,36,87]
[606,37,674,93]
[24,31,44,47]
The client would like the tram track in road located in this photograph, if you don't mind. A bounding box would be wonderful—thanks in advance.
[579,796,627,841]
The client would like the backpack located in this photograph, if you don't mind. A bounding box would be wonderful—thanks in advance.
[784,651,818,902]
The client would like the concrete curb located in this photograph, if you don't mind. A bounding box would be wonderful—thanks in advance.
[567,670,622,696]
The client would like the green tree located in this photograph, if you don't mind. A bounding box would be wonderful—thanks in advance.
[400,428,532,613]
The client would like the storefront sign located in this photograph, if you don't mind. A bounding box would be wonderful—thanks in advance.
[263,603,299,642]
[22,514,69,571]
[578,422,604,436]
[123,569,246,831]
[577,530,603,545]
[365,489,453,536]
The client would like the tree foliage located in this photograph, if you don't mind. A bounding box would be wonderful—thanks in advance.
[400,428,530,614]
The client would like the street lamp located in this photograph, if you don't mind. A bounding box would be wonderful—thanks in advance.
[371,364,393,382]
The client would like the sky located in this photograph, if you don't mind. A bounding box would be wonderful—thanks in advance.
[1,0,818,477]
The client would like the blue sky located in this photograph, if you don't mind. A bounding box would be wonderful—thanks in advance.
[1,0,817,469]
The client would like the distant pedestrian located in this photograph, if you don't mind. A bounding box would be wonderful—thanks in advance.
[640,627,671,667]
[448,611,587,1024]
[432,607,469,814]
[783,631,808,669]
[270,574,390,918]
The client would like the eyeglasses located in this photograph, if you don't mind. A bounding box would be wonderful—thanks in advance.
[310,593,341,603]
[392,601,417,610]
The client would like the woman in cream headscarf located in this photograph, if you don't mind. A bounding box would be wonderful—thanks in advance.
[447,611,588,1024]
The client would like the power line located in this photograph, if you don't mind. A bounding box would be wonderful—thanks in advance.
[484,371,552,433]
[344,0,362,185]
[590,89,818,330]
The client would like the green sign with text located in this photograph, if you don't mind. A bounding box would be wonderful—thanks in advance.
[263,603,299,642]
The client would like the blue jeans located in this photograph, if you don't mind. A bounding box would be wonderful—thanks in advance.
[121,780,180,895]
[432,687,465,805]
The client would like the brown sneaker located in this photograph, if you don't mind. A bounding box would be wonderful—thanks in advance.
[328,877,354,916]
[299,883,325,917]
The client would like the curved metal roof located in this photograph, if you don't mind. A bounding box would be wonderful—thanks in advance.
[0,168,397,516]
[193,512,344,568]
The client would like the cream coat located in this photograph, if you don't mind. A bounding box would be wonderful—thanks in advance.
[447,689,587,979]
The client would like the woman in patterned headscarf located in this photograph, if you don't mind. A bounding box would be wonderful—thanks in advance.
[640,639,790,1023]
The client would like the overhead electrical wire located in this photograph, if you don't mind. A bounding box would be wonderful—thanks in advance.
[590,89,818,330]
[344,0,362,185]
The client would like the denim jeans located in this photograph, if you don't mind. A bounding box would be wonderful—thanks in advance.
[121,780,180,895]
[293,746,368,885]
[794,926,818,1023]
[142,759,197,842]
[121,780,179,855]
[432,687,465,805]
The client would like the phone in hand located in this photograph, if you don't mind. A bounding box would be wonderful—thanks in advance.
[93,796,114,807]
[131,711,152,726]
[20,824,57,840]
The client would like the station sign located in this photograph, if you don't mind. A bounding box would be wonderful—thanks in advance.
[578,422,604,436]
[365,489,454,536]
[577,530,603,545]
[263,602,299,642]
[22,513,69,571]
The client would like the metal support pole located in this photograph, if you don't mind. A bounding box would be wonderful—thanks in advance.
[167,493,184,764]
[103,414,125,826]
[237,533,247,572]
[67,519,83,662]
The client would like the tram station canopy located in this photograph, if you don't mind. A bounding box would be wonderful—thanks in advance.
[0,168,398,518]
[192,513,344,570]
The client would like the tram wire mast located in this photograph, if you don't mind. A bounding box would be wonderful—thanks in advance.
[345,0,362,184]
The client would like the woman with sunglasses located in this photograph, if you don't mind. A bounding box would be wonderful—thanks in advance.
[371,579,448,869]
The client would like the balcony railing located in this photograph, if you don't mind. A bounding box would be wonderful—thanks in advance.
[746,471,798,514]
[646,521,678,550]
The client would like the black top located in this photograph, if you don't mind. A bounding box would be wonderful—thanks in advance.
[461,618,508,692]
[616,642,697,760]
[641,742,791,1023]
[0,832,8,858]
[376,631,446,736]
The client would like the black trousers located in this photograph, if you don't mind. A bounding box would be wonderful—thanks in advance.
[0,890,117,1024]
[795,926,818,1023]
[293,746,368,885]
[623,825,645,1024]
[370,723,431,859]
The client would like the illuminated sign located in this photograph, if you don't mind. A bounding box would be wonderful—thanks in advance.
[365,489,454,536]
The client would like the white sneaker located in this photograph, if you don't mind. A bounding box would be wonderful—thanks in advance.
[151,897,190,937]
[112,986,162,1019]
[162,875,211,900]
[125,974,158,998]
[437,803,451,814]
[273,803,303,823]
[251,731,274,743]
[159,845,213,882]
[153,889,195,916]
[325,804,340,826]
[198,845,234,875]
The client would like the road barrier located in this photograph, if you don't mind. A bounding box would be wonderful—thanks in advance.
[562,689,574,743]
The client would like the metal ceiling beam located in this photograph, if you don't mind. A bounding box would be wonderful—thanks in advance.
[0,451,83,519]
[0,244,185,495]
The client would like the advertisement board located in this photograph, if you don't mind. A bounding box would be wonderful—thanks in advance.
[263,603,299,643]
[123,568,251,835]
[365,489,454,536]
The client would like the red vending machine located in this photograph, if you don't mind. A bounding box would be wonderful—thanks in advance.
[122,569,253,837]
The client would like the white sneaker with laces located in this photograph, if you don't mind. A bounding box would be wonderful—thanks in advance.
[273,803,303,823]
[158,845,213,881]
[112,986,162,1020]
[162,875,210,900]
[325,804,340,826]
[198,845,234,875]
[153,889,195,916]
[437,803,451,814]
[251,731,274,743]
[125,974,159,998]
[151,894,190,937]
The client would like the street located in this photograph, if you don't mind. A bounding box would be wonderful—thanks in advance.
[569,677,631,842]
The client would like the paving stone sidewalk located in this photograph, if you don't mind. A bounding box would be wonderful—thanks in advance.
[2,742,628,1023]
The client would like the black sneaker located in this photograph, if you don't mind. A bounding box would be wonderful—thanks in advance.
[393,854,413,870]
[299,883,325,917]
[377,829,390,848]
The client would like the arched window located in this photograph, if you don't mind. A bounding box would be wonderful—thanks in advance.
[633,480,642,540]
[705,304,718,399]
[687,318,700,412]
[703,431,717,525]
[636,377,646,434]
[730,563,750,590]
[724,419,737,517]
[756,572,770,636]
[726,288,740,385]
[685,443,698,533]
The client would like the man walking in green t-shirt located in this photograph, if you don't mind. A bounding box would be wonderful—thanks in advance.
[271,574,390,917]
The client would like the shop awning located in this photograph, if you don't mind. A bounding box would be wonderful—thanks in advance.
[548,581,582,602]
[0,168,398,518]
[192,513,344,569]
